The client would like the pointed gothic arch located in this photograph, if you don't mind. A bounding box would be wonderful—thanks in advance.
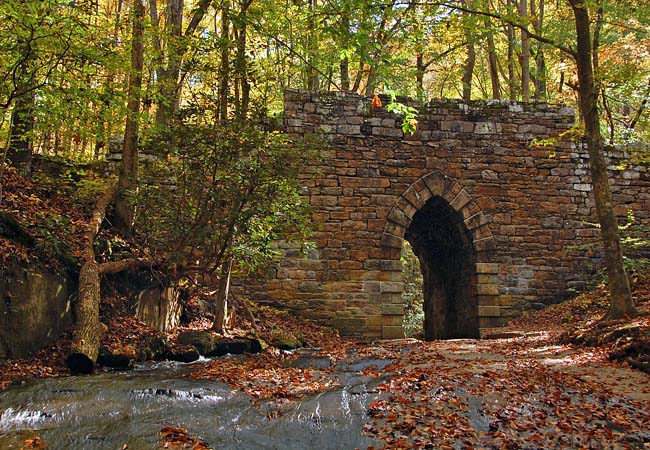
[381,172,496,339]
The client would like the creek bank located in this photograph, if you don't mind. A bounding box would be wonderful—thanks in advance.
[4,333,647,450]
[96,331,266,370]
[0,352,384,450]
[509,276,650,374]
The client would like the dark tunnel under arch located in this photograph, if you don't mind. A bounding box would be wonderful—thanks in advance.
[405,196,479,339]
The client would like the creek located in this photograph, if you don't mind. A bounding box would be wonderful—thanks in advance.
[0,354,390,449]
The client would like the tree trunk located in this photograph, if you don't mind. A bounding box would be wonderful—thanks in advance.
[460,0,476,104]
[462,43,475,103]
[306,0,319,92]
[533,49,547,100]
[416,53,425,100]
[351,59,364,93]
[364,63,376,97]
[219,5,230,123]
[7,92,35,177]
[531,0,547,99]
[212,259,233,333]
[506,0,517,99]
[66,181,159,374]
[484,18,501,100]
[234,0,252,121]
[568,0,636,318]
[95,0,124,155]
[340,12,351,92]
[151,0,212,127]
[66,184,119,374]
[460,0,476,103]
[340,57,350,92]
[98,257,157,275]
[155,0,184,126]
[115,0,145,234]
[519,0,530,101]
[67,261,104,374]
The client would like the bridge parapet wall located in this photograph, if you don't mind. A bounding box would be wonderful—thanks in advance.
[242,90,650,339]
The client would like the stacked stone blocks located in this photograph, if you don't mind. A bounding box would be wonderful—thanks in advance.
[241,90,650,339]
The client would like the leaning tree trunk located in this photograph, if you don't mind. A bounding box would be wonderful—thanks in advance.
[569,0,636,319]
[66,184,119,374]
[66,183,157,373]
[67,0,148,373]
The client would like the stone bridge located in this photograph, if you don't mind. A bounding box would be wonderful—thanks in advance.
[243,90,650,340]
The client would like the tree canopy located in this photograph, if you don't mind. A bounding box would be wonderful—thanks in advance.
[0,0,647,152]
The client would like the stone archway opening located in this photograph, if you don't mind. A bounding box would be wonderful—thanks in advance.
[404,196,479,340]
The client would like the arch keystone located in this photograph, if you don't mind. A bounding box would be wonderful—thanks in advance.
[421,172,450,197]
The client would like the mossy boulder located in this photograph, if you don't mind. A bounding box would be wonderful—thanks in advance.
[208,337,263,357]
[177,330,218,355]
[270,331,303,350]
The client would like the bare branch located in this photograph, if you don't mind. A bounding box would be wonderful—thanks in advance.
[99,257,159,275]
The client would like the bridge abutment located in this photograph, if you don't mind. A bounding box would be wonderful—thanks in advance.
[240,90,650,339]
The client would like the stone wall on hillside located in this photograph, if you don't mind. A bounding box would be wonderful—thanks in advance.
[240,90,650,340]
[0,263,75,358]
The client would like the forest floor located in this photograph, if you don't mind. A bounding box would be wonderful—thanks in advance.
[3,278,650,449]
[178,279,650,449]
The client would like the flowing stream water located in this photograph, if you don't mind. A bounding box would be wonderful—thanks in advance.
[0,354,390,449]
